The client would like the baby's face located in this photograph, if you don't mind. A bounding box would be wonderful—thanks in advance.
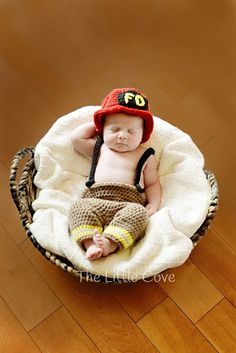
[103,113,143,152]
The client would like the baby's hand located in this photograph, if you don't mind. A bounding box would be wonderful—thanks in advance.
[145,203,158,217]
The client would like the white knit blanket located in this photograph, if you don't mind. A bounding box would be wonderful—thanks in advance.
[30,106,211,280]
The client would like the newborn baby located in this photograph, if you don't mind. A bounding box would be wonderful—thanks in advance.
[69,88,162,260]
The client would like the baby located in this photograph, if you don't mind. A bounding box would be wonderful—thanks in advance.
[68,88,161,260]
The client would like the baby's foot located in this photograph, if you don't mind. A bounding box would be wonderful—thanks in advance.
[83,235,103,260]
[86,245,103,260]
[93,233,118,257]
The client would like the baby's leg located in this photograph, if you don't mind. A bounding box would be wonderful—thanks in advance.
[103,203,148,250]
[68,198,104,250]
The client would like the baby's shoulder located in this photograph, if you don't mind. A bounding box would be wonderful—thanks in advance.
[142,147,157,169]
[140,145,155,159]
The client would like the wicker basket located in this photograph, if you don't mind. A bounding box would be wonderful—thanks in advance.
[10,147,219,283]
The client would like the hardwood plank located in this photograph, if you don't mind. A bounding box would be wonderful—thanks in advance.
[26,0,101,65]
[0,105,32,168]
[0,1,98,110]
[197,299,236,353]
[27,0,141,91]
[138,298,217,353]
[0,296,41,353]
[28,0,203,102]
[146,88,213,147]
[109,280,167,322]
[160,260,223,322]
[21,239,160,353]
[72,0,202,101]
[30,307,100,353]
[0,224,62,331]
[178,86,235,152]
[190,229,236,307]
[153,1,236,110]
[0,57,55,143]
[0,11,75,115]
[13,3,97,90]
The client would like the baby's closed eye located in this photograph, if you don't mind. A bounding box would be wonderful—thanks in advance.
[128,129,137,134]
[109,125,120,132]
[110,126,119,132]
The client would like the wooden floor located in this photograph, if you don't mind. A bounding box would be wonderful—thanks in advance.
[0,1,236,352]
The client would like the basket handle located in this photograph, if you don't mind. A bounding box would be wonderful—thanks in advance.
[10,147,35,212]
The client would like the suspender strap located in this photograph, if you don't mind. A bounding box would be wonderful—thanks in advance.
[134,147,155,193]
[85,136,103,187]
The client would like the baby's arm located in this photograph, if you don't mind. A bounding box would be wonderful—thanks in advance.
[70,122,98,159]
[143,155,162,216]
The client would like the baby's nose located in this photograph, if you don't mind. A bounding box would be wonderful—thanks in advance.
[118,131,128,139]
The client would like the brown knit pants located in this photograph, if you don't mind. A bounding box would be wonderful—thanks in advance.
[68,183,148,250]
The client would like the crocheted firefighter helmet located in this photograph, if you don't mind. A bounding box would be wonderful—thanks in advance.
[94,88,154,143]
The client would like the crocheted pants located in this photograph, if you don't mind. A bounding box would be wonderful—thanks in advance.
[68,183,148,250]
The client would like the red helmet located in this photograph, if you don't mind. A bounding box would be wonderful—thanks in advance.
[94,88,154,143]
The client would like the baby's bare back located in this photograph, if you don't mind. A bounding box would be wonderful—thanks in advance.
[95,144,146,186]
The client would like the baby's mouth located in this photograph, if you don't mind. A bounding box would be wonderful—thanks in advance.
[116,143,127,146]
